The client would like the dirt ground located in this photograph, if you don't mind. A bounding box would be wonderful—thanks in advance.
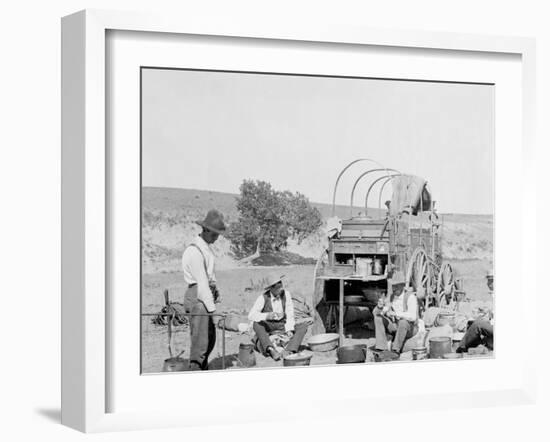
[141,258,493,373]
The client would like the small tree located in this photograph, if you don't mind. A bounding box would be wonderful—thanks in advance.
[226,216,261,257]
[227,180,322,258]
[280,190,323,241]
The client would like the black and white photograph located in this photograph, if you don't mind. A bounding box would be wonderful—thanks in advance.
[140,67,495,373]
[3,0,548,439]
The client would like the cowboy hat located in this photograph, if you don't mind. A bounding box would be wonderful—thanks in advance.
[264,275,285,291]
[196,209,226,234]
[389,271,406,287]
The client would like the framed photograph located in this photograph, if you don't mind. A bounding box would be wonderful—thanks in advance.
[61,9,536,432]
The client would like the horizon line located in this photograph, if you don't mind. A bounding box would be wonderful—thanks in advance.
[142,185,494,217]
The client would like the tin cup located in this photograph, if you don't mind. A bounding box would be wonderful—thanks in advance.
[412,347,428,360]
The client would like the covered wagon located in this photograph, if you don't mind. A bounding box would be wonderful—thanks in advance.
[312,159,460,342]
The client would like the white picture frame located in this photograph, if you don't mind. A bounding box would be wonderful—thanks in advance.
[61,9,537,433]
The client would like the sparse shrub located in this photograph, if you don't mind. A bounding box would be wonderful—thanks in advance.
[227,180,322,258]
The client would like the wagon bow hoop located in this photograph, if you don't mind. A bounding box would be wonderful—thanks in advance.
[349,167,400,217]
[330,158,396,217]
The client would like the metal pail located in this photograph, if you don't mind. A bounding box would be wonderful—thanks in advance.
[356,258,372,277]
[412,347,428,360]
[429,337,452,359]
[238,343,256,367]
[436,312,455,328]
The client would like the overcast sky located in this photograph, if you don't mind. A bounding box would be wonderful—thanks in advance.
[142,68,494,214]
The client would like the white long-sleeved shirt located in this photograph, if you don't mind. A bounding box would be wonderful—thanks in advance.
[181,235,217,313]
[391,291,418,322]
[248,291,296,332]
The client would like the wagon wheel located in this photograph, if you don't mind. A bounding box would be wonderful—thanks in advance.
[406,248,433,309]
[437,263,457,310]
[312,249,330,334]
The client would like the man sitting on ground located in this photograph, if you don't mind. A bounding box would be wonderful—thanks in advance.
[456,307,493,353]
[373,282,422,357]
[456,273,494,354]
[248,276,308,361]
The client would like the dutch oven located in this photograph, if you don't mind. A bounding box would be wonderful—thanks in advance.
[429,336,452,359]
[283,351,313,367]
[337,344,367,364]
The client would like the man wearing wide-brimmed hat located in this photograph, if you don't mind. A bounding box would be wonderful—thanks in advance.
[182,209,226,370]
[248,275,309,361]
[373,278,420,356]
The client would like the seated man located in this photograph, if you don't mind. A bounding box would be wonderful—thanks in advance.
[456,273,494,354]
[373,282,421,356]
[456,307,494,353]
[248,275,308,361]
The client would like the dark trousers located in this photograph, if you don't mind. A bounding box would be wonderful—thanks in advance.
[458,319,493,351]
[253,321,308,355]
[184,285,216,370]
[374,316,417,353]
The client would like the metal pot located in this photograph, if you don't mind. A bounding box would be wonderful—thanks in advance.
[372,349,400,363]
[238,343,256,367]
[355,258,372,277]
[412,347,428,361]
[436,312,455,328]
[283,351,313,367]
[429,336,452,359]
[337,344,367,364]
[163,357,187,372]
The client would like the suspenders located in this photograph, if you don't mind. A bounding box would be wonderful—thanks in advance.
[188,243,211,281]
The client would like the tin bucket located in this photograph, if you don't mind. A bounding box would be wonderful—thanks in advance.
[283,351,313,367]
[238,343,256,367]
[356,258,372,277]
[163,357,187,372]
[429,337,452,359]
[412,347,428,361]
[436,312,455,328]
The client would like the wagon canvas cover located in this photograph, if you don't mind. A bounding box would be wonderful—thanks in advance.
[390,175,432,215]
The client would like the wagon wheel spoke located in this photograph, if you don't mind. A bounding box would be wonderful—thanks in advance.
[406,248,432,311]
[437,263,456,309]
[420,260,429,286]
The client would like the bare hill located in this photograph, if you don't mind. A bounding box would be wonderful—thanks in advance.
[142,187,493,273]
[142,187,382,220]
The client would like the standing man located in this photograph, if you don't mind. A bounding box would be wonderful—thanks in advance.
[248,276,309,361]
[373,282,421,356]
[182,209,226,371]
